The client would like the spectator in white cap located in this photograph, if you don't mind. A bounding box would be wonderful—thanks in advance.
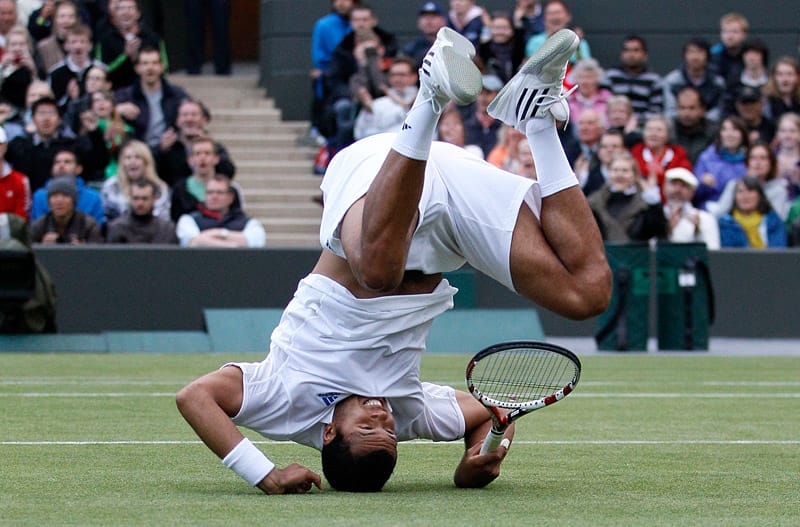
[663,167,720,249]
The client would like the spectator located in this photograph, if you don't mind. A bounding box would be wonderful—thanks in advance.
[29,175,103,243]
[579,129,626,197]
[27,0,56,43]
[722,37,768,115]
[2,80,55,141]
[693,115,749,210]
[35,0,78,73]
[353,57,417,140]
[6,96,109,191]
[662,37,726,122]
[463,74,502,157]
[718,175,787,248]
[114,46,188,149]
[101,139,168,221]
[30,148,104,224]
[400,2,447,70]
[774,112,800,198]
[512,0,543,44]
[154,98,235,187]
[63,65,111,134]
[712,142,789,221]
[732,85,775,145]
[309,0,356,143]
[588,151,667,242]
[170,136,243,222]
[762,57,800,122]
[0,0,18,48]
[605,94,641,147]
[566,107,605,170]
[604,35,663,126]
[436,105,483,158]
[630,114,693,201]
[663,167,720,249]
[524,0,590,65]
[324,5,396,152]
[94,0,167,90]
[476,11,525,84]
[0,127,30,220]
[85,89,133,179]
[567,58,611,130]
[176,174,265,248]
[105,178,176,243]
[184,0,231,75]
[446,0,485,48]
[671,86,717,166]
[0,25,37,115]
[709,12,748,84]
[486,124,525,171]
[48,24,104,110]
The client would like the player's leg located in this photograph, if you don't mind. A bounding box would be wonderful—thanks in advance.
[488,30,612,319]
[340,28,482,292]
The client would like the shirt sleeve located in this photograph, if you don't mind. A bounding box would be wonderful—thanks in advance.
[175,214,199,246]
[242,219,267,247]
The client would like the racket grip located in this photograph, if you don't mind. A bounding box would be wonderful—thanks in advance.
[479,428,505,455]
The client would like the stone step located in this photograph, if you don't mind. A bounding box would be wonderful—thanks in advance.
[259,217,321,235]
[238,179,319,192]
[215,132,299,148]
[168,73,261,87]
[248,202,322,219]
[245,188,321,203]
[264,232,320,248]
[225,147,315,161]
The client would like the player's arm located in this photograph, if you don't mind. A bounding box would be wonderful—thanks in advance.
[176,367,322,494]
[452,390,515,488]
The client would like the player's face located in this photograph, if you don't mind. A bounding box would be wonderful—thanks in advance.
[328,396,397,458]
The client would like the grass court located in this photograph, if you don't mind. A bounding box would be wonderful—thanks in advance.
[1,351,798,526]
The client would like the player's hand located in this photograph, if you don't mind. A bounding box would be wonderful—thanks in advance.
[453,439,509,488]
[256,464,323,495]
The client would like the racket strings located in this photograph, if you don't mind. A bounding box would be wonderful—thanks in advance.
[472,348,576,404]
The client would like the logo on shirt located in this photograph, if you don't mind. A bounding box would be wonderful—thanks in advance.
[401,122,412,130]
[317,392,344,407]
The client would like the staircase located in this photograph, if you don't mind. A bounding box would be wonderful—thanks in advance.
[167,72,322,248]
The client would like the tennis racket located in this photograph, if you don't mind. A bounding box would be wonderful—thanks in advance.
[466,341,581,454]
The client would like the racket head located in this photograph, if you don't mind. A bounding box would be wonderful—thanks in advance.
[466,341,581,411]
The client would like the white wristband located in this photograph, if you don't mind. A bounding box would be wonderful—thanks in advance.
[539,173,578,198]
[221,437,275,486]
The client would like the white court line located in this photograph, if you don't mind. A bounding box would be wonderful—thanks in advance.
[2,392,800,398]
[1,439,798,446]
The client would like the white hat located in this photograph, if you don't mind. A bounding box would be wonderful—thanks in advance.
[665,167,698,188]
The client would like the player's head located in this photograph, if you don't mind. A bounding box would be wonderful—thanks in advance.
[321,396,397,492]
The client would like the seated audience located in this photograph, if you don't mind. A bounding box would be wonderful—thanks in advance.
[353,57,417,140]
[709,12,748,83]
[567,108,605,171]
[579,129,626,197]
[48,24,103,109]
[605,94,642,147]
[476,11,525,84]
[34,0,78,73]
[29,175,103,244]
[722,37,769,115]
[671,86,717,166]
[446,0,485,48]
[0,25,37,114]
[6,96,109,191]
[662,37,726,122]
[718,175,787,248]
[711,143,790,221]
[693,115,749,210]
[436,105,483,159]
[87,89,133,180]
[486,124,526,171]
[62,65,111,135]
[604,35,662,126]
[588,151,667,242]
[176,174,265,248]
[762,57,800,121]
[102,139,169,222]
[400,2,446,70]
[630,114,693,200]
[154,98,235,187]
[170,137,243,222]
[732,85,775,144]
[525,0,590,65]
[513,139,536,180]
[512,0,544,43]
[106,178,176,244]
[463,74,503,157]
[773,112,800,198]
[2,80,55,141]
[567,58,612,129]
[30,148,104,224]
[0,128,30,221]
[662,167,720,249]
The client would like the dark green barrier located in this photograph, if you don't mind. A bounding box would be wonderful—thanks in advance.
[595,243,651,351]
[656,242,714,351]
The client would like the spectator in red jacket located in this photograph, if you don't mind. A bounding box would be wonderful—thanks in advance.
[630,114,693,201]
[0,127,31,221]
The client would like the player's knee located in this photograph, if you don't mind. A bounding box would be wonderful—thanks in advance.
[175,383,197,415]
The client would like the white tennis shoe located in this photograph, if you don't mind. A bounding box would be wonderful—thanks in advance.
[487,29,580,130]
[418,27,482,113]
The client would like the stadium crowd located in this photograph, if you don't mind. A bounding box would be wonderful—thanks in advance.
[1,0,799,249]
[309,0,800,249]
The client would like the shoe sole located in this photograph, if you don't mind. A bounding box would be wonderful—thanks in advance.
[437,27,476,59]
[421,28,481,106]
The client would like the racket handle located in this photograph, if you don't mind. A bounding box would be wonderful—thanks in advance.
[479,428,505,455]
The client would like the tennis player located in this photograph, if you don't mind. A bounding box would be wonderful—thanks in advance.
[177,28,611,494]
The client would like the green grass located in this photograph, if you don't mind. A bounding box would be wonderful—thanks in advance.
[1,353,799,526]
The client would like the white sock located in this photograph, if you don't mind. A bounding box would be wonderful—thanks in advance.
[525,117,578,197]
[391,91,440,160]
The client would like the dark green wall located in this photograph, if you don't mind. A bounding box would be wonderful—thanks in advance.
[259,0,799,120]
[32,247,800,338]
